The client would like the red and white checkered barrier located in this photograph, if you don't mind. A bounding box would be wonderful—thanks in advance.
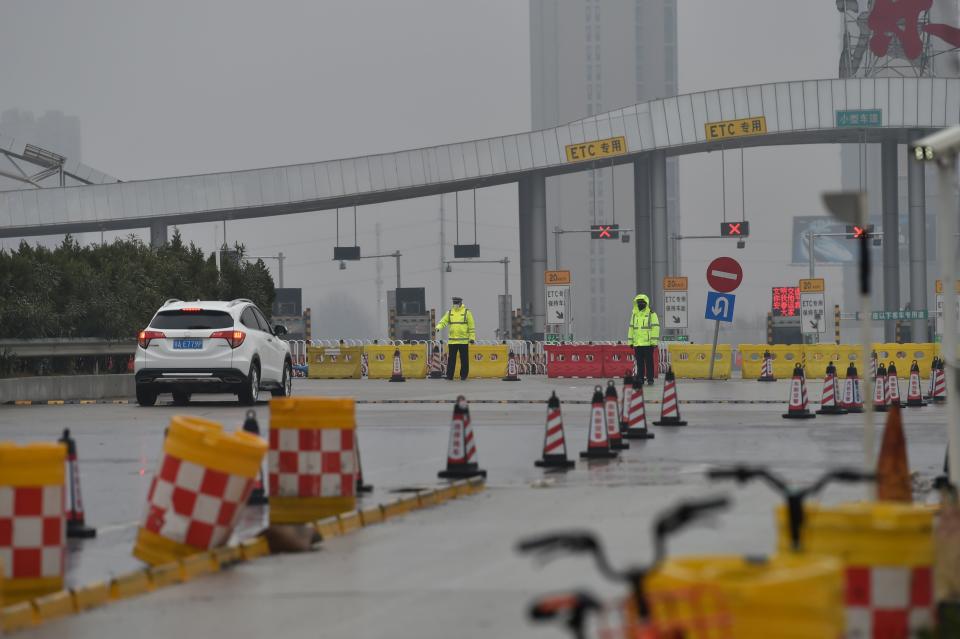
[844,565,933,637]
[269,428,356,499]
[142,455,254,550]
[0,484,64,586]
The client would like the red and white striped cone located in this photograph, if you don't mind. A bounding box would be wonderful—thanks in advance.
[389,348,406,382]
[241,410,269,505]
[873,362,889,412]
[925,357,938,399]
[535,392,575,469]
[757,351,776,382]
[619,374,633,432]
[782,363,815,419]
[906,360,927,408]
[622,375,654,440]
[428,345,444,379]
[886,362,904,408]
[59,428,96,538]
[816,362,847,415]
[653,367,687,426]
[870,351,878,381]
[931,358,947,403]
[580,386,618,459]
[800,366,810,410]
[839,363,864,414]
[604,381,629,450]
[438,396,486,479]
[502,350,521,381]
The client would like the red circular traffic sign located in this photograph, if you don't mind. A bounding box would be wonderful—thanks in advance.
[706,257,743,293]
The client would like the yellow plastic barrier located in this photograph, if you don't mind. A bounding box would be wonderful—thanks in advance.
[667,344,732,379]
[800,344,844,379]
[306,345,363,379]
[133,416,267,566]
[646,554,843,638]
[364,344,428,379]
[873,342,936,378]
[0,442,66,604]
[739,344,770,379]
[269,397,357,524]
[449,344,509,379]
[776,502,935,638]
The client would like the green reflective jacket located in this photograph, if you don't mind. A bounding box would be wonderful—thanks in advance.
[628,294,660,346]
[436,306,476,344]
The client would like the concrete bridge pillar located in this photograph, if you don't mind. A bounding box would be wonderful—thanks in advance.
[518,174,547,338]
[634,156,653,297]
[149,220,168,248]
[650,151,668,319]
[881,140,900,342]
[907,134,928,343]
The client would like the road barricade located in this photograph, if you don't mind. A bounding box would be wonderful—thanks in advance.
[875,343,936,378]
[133,416,266,566]
[801,344,845,379]
[602,344,635,378]
[364,344,428,379]
[269,397,356,524]
[667,344,732,379]
[545,344,604,378]
[306,345,363,379]
[0,442,66,603]
[776,502,935,638]
[647,554,843,638]
[448,344,508,379]
[739,344,770,379]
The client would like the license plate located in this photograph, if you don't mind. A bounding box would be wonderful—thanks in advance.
[173,339,203,350]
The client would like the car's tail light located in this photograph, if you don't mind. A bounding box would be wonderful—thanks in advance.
[210,330,246,349]
[138,330,165,349]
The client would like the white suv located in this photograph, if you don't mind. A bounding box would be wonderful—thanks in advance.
[134,298,292,406]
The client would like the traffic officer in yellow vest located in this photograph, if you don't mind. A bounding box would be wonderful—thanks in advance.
[628,293,660,385]
[436,296,476,380]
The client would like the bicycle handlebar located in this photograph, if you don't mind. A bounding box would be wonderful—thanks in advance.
[653,496,730,565]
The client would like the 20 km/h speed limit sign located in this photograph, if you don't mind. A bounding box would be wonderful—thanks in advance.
[662,277,688,329]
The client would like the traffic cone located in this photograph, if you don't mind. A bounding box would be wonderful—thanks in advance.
[502,350,521,382]
[653,367,687,426]
[389,348,406,382]
[932,358,947,403]
[839,362,864,414]
[622,375,654,440]
[619,374,634,432]
[876,403,911,503]
[886,361,904,408]
[782,363,815,419]
[906,360,927,408]
[873,362,889,412]
[438,396,487,479]
[870,351,878,381]
[355,434,374,493]
[580,386,618,459]
[925,357,938,400]
[816,362,847,415]
[428,345,444,379]
[242,410,269,505]
[604,381,629,450]
[59,429,96,538]
[535,392,575,469]
[757,350,776,382]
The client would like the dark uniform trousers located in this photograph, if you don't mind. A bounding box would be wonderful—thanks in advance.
[446,344,469,380]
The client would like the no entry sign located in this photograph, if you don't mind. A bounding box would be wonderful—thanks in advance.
[706,257,743,293]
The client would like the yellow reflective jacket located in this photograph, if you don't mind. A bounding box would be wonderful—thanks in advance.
[628,294,660,346]
[436,306,476,344]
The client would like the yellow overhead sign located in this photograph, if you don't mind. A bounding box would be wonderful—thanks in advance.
[705,117,767,141]
[936,280,960,294]
[545,270,571,285]
[663,277,688,291]
[799,278,825,293]
[565,136,627,162]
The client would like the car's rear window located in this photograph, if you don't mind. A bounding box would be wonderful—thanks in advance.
[150,310,234,330]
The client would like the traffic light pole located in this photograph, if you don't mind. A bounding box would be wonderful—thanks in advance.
[552,227,634,270]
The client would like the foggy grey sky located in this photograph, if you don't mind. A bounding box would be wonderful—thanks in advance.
[1,0,847,340]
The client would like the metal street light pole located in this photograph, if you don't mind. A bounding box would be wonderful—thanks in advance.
[445,257,510,336]
[247,252,287,287]
[338,251,402,290]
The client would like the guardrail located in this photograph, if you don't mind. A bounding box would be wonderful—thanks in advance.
[0,338,137,357]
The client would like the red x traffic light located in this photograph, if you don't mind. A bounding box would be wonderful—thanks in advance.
[590,224,620,239]
[720,221,750,237]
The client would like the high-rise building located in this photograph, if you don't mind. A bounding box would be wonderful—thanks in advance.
[530,0,679,339]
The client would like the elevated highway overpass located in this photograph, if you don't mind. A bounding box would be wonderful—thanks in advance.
[2,77,956,338]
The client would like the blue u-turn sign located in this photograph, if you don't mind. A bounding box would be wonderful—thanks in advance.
[705,291,736,322]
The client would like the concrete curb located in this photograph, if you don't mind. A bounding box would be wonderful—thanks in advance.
[0,478,485,634]
[0,375,134,404]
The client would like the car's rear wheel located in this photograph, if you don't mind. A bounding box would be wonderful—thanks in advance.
[272,361,292,397]
[172,390,191,406]
[238,362,260,406]
[136,386,158,407]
